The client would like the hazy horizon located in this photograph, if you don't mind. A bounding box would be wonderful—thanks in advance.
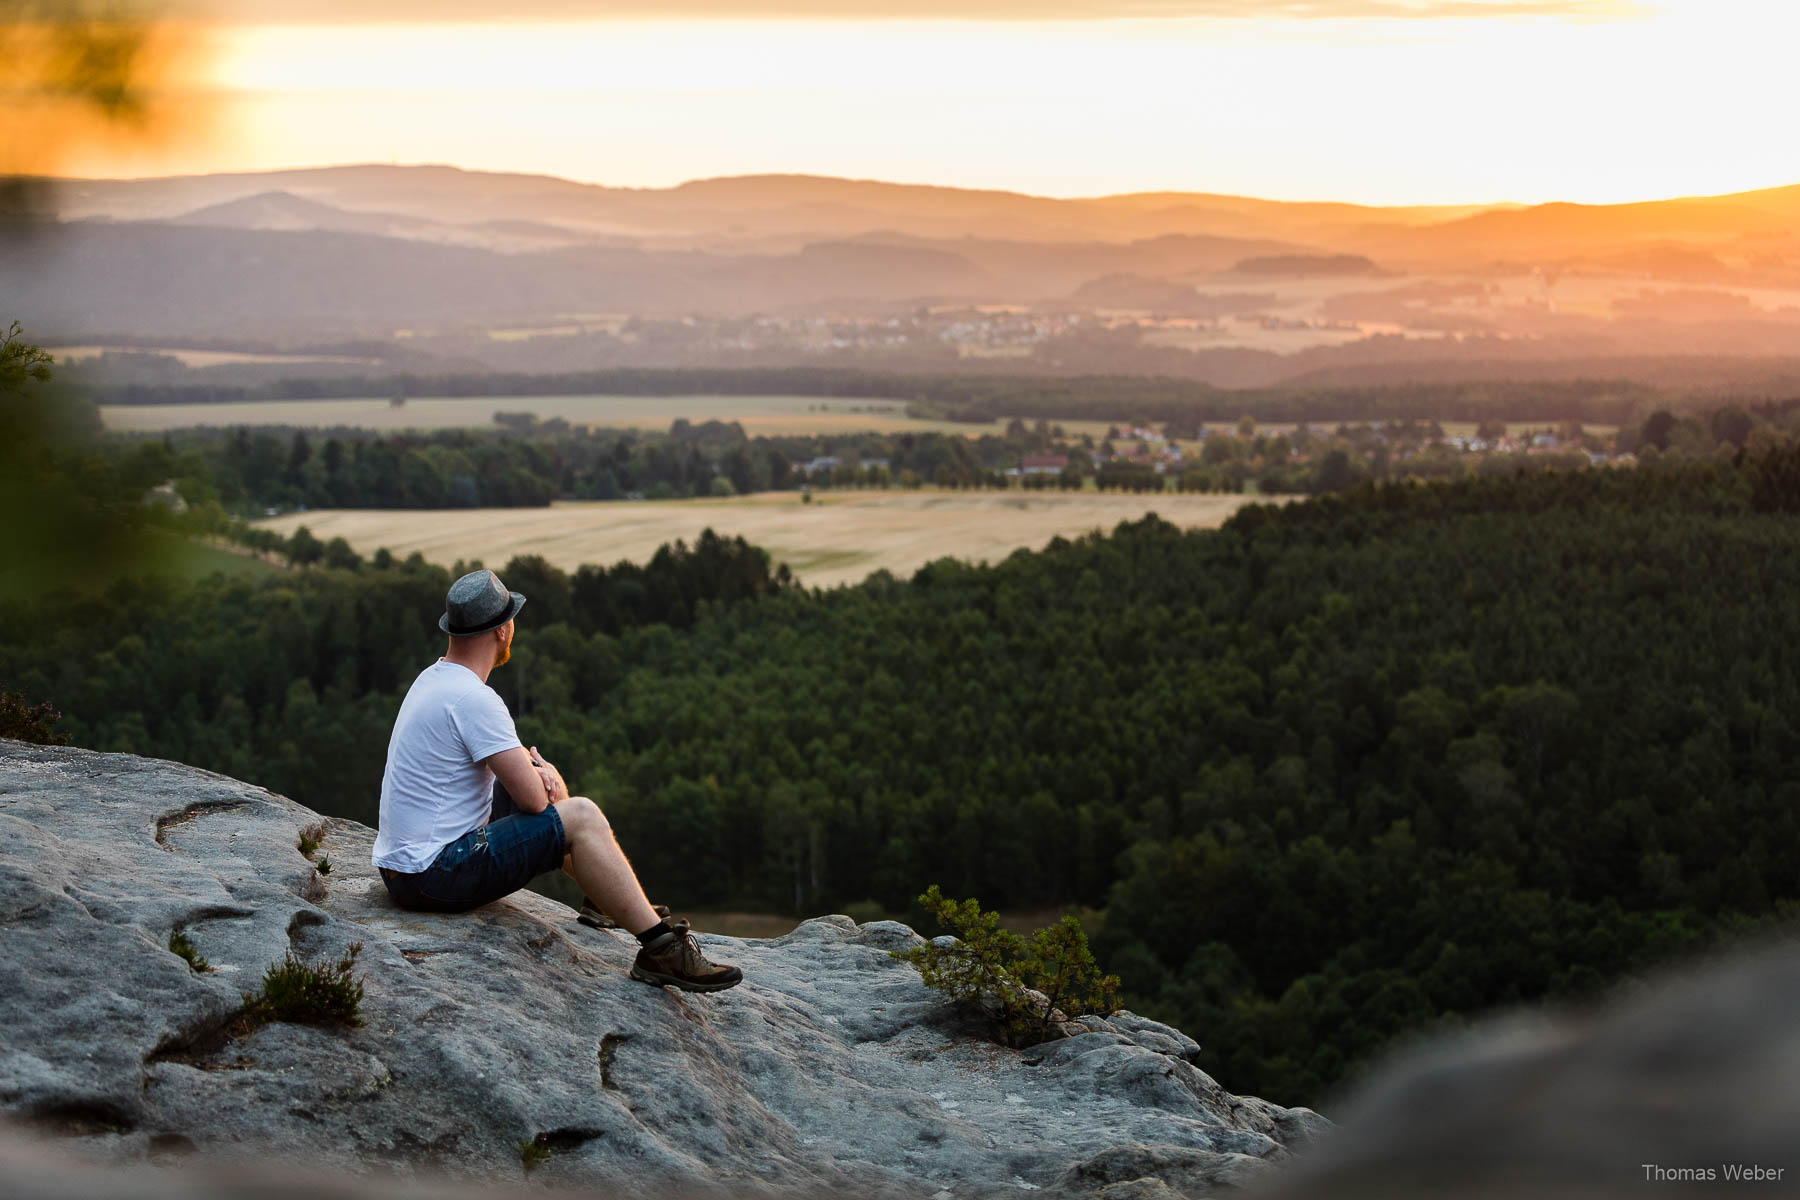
[35,0,1800,208]
[36,158,1800,213]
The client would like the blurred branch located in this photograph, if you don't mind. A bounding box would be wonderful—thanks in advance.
[1,321,56,390]
[1,5,195,597]
[2,1,184,220]
[44,7,154,122]
[0,2,155,117]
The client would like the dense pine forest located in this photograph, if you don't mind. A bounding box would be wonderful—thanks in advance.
[8,329,1800,1107]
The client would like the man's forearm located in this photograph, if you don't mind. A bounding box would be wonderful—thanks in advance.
[488,746,551,814]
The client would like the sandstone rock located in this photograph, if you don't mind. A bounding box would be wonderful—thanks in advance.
[1108,1011,1203,1063]
[0,741,1325,1198]
[1057,1143,1271,1195]
[1096,1180,1183,1200]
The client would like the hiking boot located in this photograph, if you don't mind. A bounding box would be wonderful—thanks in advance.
[630,927,743,993]
[578,898,671,930]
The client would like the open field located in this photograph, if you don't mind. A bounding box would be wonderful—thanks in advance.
[55,345,383,368]
[99,394,1015,438]
[256,489,1267,590]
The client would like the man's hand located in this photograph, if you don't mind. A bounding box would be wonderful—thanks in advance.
[530,745,569,804]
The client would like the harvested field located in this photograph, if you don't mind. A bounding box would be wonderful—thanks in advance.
[99,394,1013,438]
[255,489,1268,589]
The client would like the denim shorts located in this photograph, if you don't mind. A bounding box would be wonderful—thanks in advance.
[381,781,568,913]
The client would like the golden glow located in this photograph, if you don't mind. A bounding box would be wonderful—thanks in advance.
[53,0,1800,205]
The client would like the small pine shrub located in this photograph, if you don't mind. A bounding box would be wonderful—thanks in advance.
[245,943,364,1027]
[168,930,211,973]
[518,1138,552,1176]
[891,885,1120,1047]
[315,856,332,876]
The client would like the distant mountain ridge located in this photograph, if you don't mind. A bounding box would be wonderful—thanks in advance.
[12,164,1800,382]
[37,164,1800,256]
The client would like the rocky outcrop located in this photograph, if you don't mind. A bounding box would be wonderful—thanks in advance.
[0,741,1328,1197]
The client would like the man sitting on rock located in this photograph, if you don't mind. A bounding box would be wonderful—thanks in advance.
[371,568,742,993]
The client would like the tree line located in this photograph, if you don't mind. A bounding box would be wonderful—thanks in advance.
[86,365,1741,429]
[111,419,1079,513]
[111,397,1800,519]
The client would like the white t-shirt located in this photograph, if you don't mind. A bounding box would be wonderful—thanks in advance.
[371,660,524,873]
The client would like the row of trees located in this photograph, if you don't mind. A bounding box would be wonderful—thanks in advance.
[113,421,1068,512]
[112,394,1800,520]
[89,366,1688,428]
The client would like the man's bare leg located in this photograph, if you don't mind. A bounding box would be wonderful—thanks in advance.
[549,796,739,992]
[553,796,659,935]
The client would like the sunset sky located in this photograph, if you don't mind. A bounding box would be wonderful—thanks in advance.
[55,0,1800,206]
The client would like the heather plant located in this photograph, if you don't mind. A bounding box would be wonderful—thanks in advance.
[518,1138,552,1176]
[0,686,69,746]
[167,929,210,973]
[245,943,364,1027]
[296,821,326,858]
[892,886,1118,1047]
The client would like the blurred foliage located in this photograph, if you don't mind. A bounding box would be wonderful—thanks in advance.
[0,1,153,118]
[0,320,175,600]
[2,1,177,218]
[1,320,54,387]
[3,0,197,592]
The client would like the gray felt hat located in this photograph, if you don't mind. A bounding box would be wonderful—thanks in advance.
[440,569,527,636]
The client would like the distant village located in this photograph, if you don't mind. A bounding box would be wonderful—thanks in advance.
[784,415,1634,495]
[621,305,1369,362]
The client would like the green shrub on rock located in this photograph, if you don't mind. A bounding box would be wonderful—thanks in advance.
[891,886,1119,1046]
